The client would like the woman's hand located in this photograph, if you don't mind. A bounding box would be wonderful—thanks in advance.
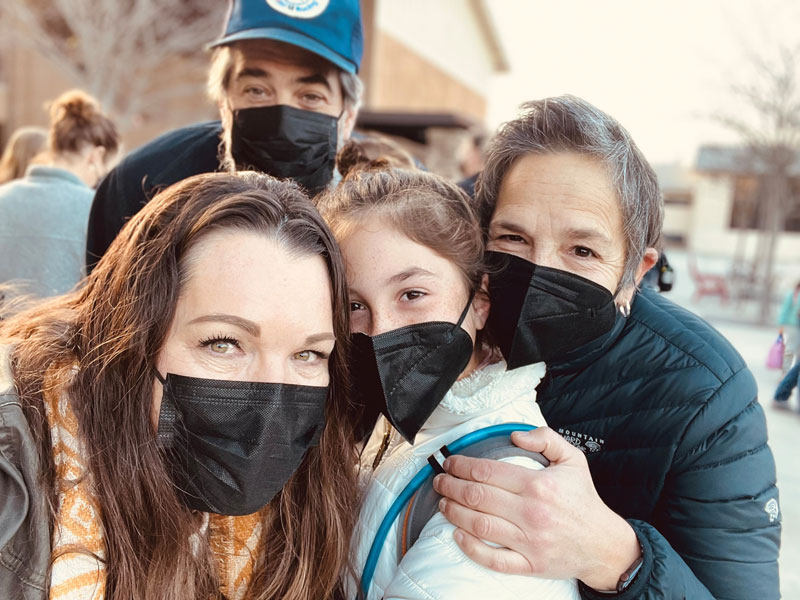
[433,427,641,590]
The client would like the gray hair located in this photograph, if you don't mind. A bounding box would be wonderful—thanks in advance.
[476,95,663,292]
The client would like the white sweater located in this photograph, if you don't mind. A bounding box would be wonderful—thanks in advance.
[349,360,580,600]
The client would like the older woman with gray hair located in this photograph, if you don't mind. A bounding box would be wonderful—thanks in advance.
[432,96,780,599]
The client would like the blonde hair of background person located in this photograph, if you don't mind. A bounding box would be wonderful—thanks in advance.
[0,126,47,184]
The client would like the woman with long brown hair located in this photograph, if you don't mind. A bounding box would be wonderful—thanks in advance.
[0,171,359,599]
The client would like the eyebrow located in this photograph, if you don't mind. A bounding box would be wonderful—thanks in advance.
[235,68,332,92]
[304,332,336,345]
[188,314,335,345]
[564,227,613,246]
[236,67,269,81]
[493,220,612,246]
[188,314,261,336]
[491,220,529,236]
[297,73,332,92]
[385,267,439,286]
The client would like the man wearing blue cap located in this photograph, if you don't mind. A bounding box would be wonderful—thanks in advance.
[86,0,363,270]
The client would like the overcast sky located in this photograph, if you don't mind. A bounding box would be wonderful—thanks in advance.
[484,0,799,167]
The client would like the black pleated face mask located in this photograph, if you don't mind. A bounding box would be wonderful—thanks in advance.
[155,372,327,516]
[230,104,338,196]
[349,296,476,444]
[485,251,617,368]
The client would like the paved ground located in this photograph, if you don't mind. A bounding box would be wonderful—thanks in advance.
[662,250,798,599]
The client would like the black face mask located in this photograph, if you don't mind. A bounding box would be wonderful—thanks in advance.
[485,251,617,368]
[156,372,327,516]
[349,297,475,444]
[230,104,338,195]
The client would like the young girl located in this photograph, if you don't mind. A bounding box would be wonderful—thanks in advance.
[318,169,579,599]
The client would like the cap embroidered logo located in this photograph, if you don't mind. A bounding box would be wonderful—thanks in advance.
[266,0,329,19]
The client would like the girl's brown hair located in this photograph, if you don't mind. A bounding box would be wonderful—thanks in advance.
[1,171,358,599]
[317,168,485,293]
[47,89,120,158]
[0,126,47,183]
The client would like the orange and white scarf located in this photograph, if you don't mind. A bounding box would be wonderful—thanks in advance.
[44,385,266,600]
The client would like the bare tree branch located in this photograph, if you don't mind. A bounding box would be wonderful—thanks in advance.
[0,0,227,129]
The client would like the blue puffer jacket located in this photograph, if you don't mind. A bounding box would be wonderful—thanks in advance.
[536,288,780,600]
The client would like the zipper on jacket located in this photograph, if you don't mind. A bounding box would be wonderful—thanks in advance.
[371,421,395,470]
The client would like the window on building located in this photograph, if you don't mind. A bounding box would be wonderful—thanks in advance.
[729,175,800,232]
[729,176,761,230]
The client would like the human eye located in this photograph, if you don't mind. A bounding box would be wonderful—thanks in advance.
[496,233,527,244]
[572,246,597,259]
[302,92,325,104]
[299,89,328,108]
[400,290,426,302]
[351,301,366,312]
[293,349,330,363]
[243,85,270,102]
[199,335,242,356]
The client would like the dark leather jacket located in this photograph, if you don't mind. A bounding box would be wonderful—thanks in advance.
[0,348,49,599]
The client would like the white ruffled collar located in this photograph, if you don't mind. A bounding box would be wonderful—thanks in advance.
[422,359,546,431]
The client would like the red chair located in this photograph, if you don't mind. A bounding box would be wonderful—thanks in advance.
[687,255,730,303]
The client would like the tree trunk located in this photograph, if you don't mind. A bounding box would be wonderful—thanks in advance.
[758,174,787,324]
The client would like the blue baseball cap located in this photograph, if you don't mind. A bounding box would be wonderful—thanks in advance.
[210,0,363,74]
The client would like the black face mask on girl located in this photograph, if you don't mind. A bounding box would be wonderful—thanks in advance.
[155,372,327,516]
[349,295,476,444]
[230,104,338,196]
[485,251,618,368]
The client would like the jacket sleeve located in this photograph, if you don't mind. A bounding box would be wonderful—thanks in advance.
[85,162,146,273]
[581,367,781,600]
[0,399,49,599]
[384,457,581,600]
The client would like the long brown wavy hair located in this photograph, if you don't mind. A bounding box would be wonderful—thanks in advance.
[1,171,359,599]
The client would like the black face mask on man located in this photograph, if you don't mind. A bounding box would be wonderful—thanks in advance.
[230,104,338,196]
[155,372,327,516]
[349,295,476,444]
[485,251,617,368]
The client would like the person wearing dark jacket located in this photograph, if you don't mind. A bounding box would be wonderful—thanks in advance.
[432,96,780,599]
[86,0,364,271]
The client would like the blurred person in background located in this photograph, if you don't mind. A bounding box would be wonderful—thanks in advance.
[433,96,779,599]
[0,172,359,600]
[335,135,417,180]
[86,0,364,272]
[0,90,120,298]
[457,129,487,198]
[0,126,47,184]
[772,281,800,409]
[776,281,800,364]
